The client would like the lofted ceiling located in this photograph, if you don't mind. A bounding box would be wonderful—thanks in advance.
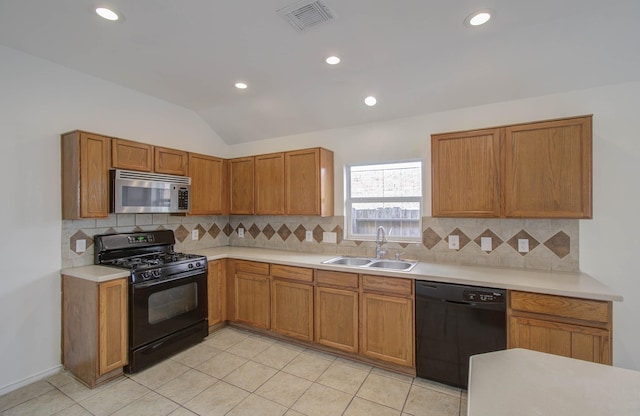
[1,0,639,144]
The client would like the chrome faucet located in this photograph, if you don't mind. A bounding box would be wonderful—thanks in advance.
[375,226,387,258]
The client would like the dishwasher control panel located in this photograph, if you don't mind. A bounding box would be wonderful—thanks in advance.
[463,290,504,303]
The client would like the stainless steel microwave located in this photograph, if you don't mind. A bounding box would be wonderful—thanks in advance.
[110,169,191,214]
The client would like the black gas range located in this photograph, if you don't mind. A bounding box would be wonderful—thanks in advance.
[94,230,209,373]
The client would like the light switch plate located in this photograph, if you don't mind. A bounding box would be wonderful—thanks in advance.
[75,239,86,253]
[238,228,244,238]
[305,230,313,242]
[191,229,199,240]
[323,232,337,244]
[449,235,460,250]
[481,237,492,251]
[518,238,529,253]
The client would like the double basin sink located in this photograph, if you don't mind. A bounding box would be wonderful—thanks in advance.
[322,256,418,272]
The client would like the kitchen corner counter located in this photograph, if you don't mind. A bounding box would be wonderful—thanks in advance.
[468,349,640,415]
[60,265,129,282]
[191,246,622,302]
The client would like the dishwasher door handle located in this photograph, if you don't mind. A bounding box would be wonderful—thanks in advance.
[442,299,477,307]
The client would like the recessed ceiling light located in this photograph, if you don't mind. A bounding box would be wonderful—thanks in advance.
[364,96,377,106]
[96,7,120,21]
[464,10,491,27]
[325,56,341,65]
[235,82,248,89]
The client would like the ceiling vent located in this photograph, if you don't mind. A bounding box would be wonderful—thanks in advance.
[278,0,335,31]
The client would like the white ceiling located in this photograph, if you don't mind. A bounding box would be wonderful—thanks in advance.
[1,0,639,144]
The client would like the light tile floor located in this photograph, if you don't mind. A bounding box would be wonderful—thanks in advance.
[0,327,468,416]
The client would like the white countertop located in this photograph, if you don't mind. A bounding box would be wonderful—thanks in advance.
[61,246,622,302]
[468,349,640,415]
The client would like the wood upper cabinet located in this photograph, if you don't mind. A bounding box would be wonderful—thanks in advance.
[232,260,270,329]
[229,157,255,214]
[270,265,314,341]
[255,152,285,215]
[111,138,153,172]
[360,275,414,368]
[508,291,612,365]
[208,260,227,326]
[504,117,592,218]
[315,270,359,353]
[432,128,502,217]
[62,276,128,388]
[431,115,592,218]
[61,130,111,219]
[285,148,334,216]
[189,153,228,215]
[154,146,189,176]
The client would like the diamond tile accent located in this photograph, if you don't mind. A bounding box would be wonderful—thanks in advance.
[105,227,117,234]
[422,227,441,249]
[208,224,221,239]
[313,225,324,243]
[446,228,470,251]
[507,230,540,256]
[474,229,503,252]
[545,231,571,258]
[332,225,344,245]
[133,226,144,232]
[175,225,190,242]
[294,225,306,242]
[278,224,292,241]
[399,243,409,248]
[155,225,166,231]
[262,224,276,240]
[223,223,234,237]
[195,224,206,241]
[70,230,93,255]
[249,223,261,239]
[354,240,364,246]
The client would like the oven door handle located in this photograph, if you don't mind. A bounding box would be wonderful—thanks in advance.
[133,270,205,288]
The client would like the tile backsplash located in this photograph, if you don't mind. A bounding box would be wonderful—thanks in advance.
[63,214,578,272]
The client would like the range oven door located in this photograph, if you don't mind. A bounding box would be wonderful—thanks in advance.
[129,269,208,350]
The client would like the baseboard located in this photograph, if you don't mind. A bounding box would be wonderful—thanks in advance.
[0,365,63,396]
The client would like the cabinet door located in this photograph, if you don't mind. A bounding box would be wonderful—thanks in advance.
[504,116,592,218]
[315,286,358,353]
[111,138,153,172]
[361,292,414,367]
[255,152,285,215]
[229,157,255,214]
[98,279,128,375]
[432,129,502,217]
[189,153,227,215]
[208,260,226,326]
[509,316,611,364]
[285,148,334,216]
[155,146,189,176]
[271,279,313,341]
[234,272,270,329]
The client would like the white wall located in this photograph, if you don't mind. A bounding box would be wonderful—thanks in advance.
[0,46,228,393]
[230,82,640,371]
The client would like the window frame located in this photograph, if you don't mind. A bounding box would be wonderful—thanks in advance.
[345,159,423,243]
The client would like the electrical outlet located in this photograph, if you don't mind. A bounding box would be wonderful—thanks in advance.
[305,230,313,242]
[323,232,337,244]
[75,239,86,253]
[191,229,199,240]
[448,235,460,250]
[481,237,492,251]
[518,239,529,253]
[238,228,244,238]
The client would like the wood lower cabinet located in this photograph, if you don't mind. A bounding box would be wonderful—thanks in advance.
[285,148,334,216]
[154,146,189,176]
[229,157,255,214]
[61,131,111,219]
[270,265,314,341]
[189,153,228,215]
[208,260,227,327]
[232,260,270,329]
[314,270,359,353]
[360,275,414,367]
[111,138,153,172]
[62,276,128,388]
[508,291,612,365]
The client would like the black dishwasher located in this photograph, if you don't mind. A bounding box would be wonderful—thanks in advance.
[415,280,506,389]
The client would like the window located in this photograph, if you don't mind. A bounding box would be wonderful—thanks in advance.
[346,161,422,241]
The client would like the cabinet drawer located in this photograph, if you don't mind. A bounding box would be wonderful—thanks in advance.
[234,260,269,276]
[271,264,314,282]
[510,291,610,324]
[316,270,359,289]
[362,275,412,297]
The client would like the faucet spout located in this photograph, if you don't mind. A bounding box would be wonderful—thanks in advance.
[375,226,387,258]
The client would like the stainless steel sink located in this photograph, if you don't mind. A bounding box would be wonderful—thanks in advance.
[322,256,418,272]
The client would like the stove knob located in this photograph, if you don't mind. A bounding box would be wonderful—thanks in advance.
[196,262,201,268]
[153,270,161,278]
[188,263,194,269]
